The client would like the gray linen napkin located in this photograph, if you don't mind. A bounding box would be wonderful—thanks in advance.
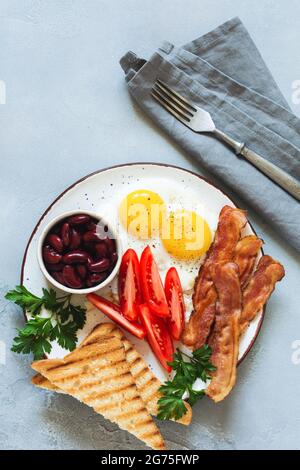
[120,17,300,252]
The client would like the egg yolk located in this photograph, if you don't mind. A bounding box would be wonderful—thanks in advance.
[161,210,212,260]
[119,189,165,239]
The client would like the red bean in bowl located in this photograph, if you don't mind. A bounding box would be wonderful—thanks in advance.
[63,265,83,289]
[86,222,97,232]
[110,251,118,265]
[76,264,87,279]
[61,222,71,247]
[52,271,65,285]
[86,272,107,287]
[88,258,110,273]
[104,237,116,254]
[94,242,108,259]
[41,212,119,290]
[45,262,64,272]
[62,250,91,265]
[68,214,91,226]
[43,245,62,264]
[69,228,81,250]
[46,234,63,253]
[83,230,101,243]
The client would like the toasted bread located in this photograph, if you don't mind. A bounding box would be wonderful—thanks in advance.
[32,322,192,425]
[84,324,193,425]
[31,373,65,393]
[32,335,165,450]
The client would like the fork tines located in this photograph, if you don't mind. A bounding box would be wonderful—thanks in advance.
[151,79,196,123]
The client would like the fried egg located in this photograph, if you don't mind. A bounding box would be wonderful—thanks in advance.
[119,189,165,239]
[117,188,213,319]
[161,210,212,261]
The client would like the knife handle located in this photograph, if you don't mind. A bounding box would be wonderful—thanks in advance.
[214,128,300,201]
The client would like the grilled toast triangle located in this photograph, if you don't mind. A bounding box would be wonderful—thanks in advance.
[32,322,192,426]
[31,334,165,450]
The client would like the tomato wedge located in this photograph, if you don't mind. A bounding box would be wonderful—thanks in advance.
[86,293,146,339]
[140,246,170,318]
[165,267,185,340]
[118,248,142,321]
[139,303,173,372]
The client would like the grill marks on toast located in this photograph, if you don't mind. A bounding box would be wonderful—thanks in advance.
[32,322,192,426]
[79,323,167,418]
[31,373,63,393]
[32,334,165,450]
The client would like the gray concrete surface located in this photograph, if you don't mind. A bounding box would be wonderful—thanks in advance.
[1,0,300,450]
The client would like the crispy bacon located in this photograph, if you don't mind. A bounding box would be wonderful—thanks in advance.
[240,255,285,335]
[206,254,284,403]
[182,206,247,348]
[234,235,263,288]
[206,262,242,403]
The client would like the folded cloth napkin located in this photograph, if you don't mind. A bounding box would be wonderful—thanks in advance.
[120,17,300,252]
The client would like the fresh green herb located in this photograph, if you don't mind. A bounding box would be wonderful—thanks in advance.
[5,286,86,360]
[157,345,216,421]
[156,394,188,421]
[6,285,45,315]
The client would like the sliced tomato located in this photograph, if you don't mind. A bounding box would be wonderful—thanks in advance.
[165,267,185,340]
[86,293,146,339]
[139,303,173,372]
[140,246,170,318]
[118,248,142,321]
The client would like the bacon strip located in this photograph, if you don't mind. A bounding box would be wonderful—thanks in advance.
[234,235,263,288]
[206,262,242,403]
[240,255,285,335]
[182,206,247,349]
[206,235,261,347]
[206,254,284,402]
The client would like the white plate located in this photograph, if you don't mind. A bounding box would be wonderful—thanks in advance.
[21,163,264,384]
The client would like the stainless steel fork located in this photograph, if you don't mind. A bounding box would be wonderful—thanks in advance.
[152,80,300,201]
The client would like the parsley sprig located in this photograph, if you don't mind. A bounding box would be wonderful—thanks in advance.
[157,346,216,421]
[5,286,86,360]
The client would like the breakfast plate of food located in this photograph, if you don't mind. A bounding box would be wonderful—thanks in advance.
[6,163,285,450]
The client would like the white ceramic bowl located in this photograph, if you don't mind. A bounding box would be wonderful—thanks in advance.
[37,209,122,294]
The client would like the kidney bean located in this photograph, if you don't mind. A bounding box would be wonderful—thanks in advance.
[61,222,70,247]
[87,221,97,232]
[45,262,64,272]
[62,250,90,264]
[76,264,87,279]
[83,241,96,254]
[46,234,63,253]
[86,272,107,287]
[43,245,62,264]
[62,265,83,289]
[68,214,91,226]
[110,251,118,266]
[44,213,118,289]
[51,223,62,235]
[83,231,101,243]
[51,271,65,285]
[88,258,110,273]
[69,228,81,250]
[94,242,108,259]
[104,237,116,254]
